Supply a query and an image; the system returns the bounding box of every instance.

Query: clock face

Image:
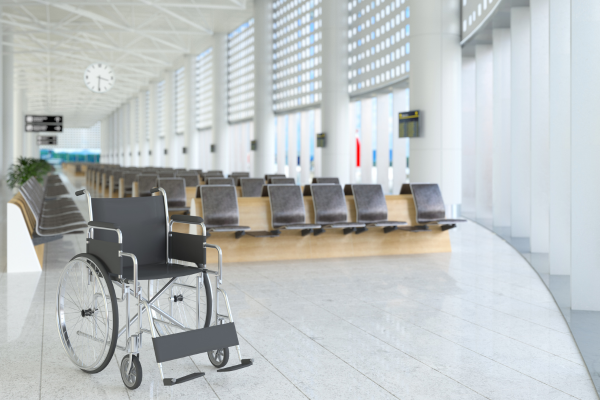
[84,63,115,93]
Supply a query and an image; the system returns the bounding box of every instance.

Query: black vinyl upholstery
[311,184,365,229]
[240,178,264,197]
[351,184,407,227]
[268,185,320,230]
[410,183,467,224]
[199,185,250,232]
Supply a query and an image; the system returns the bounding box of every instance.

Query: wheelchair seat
[119,262,201,281]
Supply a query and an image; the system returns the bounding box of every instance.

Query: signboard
[210,144,216,153]
[250,140,257,151]
[316,133,326,148]
[37,135,57,145]
[399,111,420,138]
[27,124,63,132]
[25,115,63,132]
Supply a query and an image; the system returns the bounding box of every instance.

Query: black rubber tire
[203,271,213,328]
[69,254,119,374]
[208,347,229,368]
[121,355,143,390]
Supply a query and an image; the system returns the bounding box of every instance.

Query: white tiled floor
[0,174,597,399]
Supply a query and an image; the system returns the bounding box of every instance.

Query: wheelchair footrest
[152,323,240,363]
[217,358,254,373]
[163,372,205,386]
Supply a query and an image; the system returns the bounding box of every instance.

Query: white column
[101,118,109,163]
[392,89,409,194]
[184,55,195,170]
[253,0,276,177]
[164,72,174,167]
[571,0,600,310]
[300,111,310,184]
[120,105,127,166]
[321,0,349,182]
[548,0,570,275]
[492,29,512,228]
[409,0,462,212]
[277,115,286,174]
[129,98,137,166]
[13,88,23,160]
[376,94,389,191]
[288,113,297,182]
[475,45,494,221]
[314,108,322,178]
[138,92,146,166]
[148,83,158,167]
[3,30,13,176]
[360,99,373,184]
[348,102,357,183]
[461,57,476,216]
[510,7,531,238]
[530,0,550,253]
[212,33,229,173]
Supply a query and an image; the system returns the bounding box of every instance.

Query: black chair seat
[419,218,466,224]
[207,225,251,232]
[367,220,408,227]
[118,262,201,281]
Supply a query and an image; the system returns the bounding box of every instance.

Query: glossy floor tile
[0,173,596,399]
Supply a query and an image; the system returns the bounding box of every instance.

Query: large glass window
[228,19,255,123]
[174,67,185,134]
[348,0,411,96]
[195,48,213,130]
[272,0,323,112]
[157,80,165,137]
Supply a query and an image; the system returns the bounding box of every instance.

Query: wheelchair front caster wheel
[208,347,229,368]
[121,355,142,390]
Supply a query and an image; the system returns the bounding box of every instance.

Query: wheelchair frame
[56,188,252,389]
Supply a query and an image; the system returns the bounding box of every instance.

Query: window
[174,67,185,134]
[195,48,213,130]
[157,80,165,137]
[228,19,255,123]
[348,0,411,96]
[272,0,323,112]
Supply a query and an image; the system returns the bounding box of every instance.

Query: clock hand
[97,75,101,91]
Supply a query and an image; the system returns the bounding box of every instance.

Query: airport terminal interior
[0,0,598,399]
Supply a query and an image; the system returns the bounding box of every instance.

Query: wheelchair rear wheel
[149,271,212,335]
[56,256,118,373]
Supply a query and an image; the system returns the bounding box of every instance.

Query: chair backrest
[19,177,44,220]
[178,173,200,187]
[410,183,446,221]
[200,185,240,227]
[229,172,250,178]
[270,178,295,184]
[158,171,175,178]
[265,174,285,181]
[313,177,340,184]
[262,182,294,197]
[304,182,334,196]
[111,170,122,183]
[207,177,234,185]
[158,178,187,207]
[137,174,158,197]
[268,185,305,228]
[351,184,388,223]
[240,178,264,197]
[202,171,224,180]
[122,172,138,188]
[91,196,167,268]
[311,184,348,225]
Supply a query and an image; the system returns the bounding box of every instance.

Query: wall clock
[84,63,115,93]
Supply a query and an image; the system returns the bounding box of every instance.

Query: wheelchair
[55,187,252,389]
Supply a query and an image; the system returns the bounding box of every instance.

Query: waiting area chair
[178,173,200,187]
[207,177,234,185]
[268,185,321,236]
[312,177,340,184]
[137,174,158,197]
[311,184,365,235]
[410,183,466,230]
[199,185,250,238]
[157,178,189,214]
[270,178,295,184]
[240,178,264,197]
[351,184,407,233]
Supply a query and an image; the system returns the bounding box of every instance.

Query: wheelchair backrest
[91,196,167,267]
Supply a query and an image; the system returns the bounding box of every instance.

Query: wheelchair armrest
[89,221,120,230]
[171,215,204,225]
